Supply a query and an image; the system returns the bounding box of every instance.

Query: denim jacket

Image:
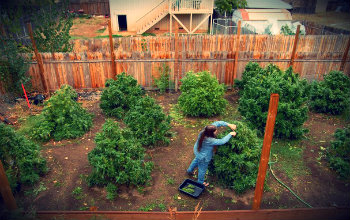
[193,121,232,163]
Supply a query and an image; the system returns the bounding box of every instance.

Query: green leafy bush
[0,123,47,191]
[153,64,174,93]
[88,120,153,187]
[178,71,227,117]
[23,85,93,141]
[327,127,350,179]
[124,96,172,147]
[209,121,261,193]
[309,71,350,115]
[100,73,144,118]
[238,63,309,139]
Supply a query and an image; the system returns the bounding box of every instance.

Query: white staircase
[135,0,169,34]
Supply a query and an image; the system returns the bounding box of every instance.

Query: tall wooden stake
[289,25,301,68]
[232,20,241,86]
[340,37,350,72]
[108,19,117,79]
[27,22,49,96]
[252,93,279,210]
[174,22,179,92]
[0,160,17,210]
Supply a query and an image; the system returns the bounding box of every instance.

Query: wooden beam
[232,20,241,85]
[252,93,279,210]
[172,14,190,33]
[27,22,50,96]
[35,207,350,220]
[0,160,17,210]
[170,12,172,34]
[108,19,117,79]
[210,14,213,35]
[190,13,193,33]
[340,37,350,72]
[191,14,211,34]
[289,25,301,68]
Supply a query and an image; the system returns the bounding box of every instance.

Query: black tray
[178,179,205,198]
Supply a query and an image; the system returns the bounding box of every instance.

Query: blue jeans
[187,157,209,184]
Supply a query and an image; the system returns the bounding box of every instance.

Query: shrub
[178,71,227,117]
[309,71,350,115]
[327,127,350,179]
[100,73,144,118]
[153,64,174,93]
[209,121,261,193]
[23,85,93,141]
[0,123,47,191]
[88,120,153,187]
[238,63,309,139]
[124,96,172,147]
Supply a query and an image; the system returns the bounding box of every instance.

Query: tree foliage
[209,121,261,193]
[100,73,144,118]
[124,96,172,147]
[22,85,93,141]
[88,120,153,188]
[0,38,30,95]
[178,71,227,117]
[309,71,350,115]
[215,0,247,15]
[237,63,309,139]
[0,123,47,191]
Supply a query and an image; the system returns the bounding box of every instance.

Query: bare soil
[1,90,349,213]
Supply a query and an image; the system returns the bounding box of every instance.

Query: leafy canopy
[178,71,227,117]
[22,85,93,141]
[88,120,153,188]
[100,73,144,118]
[237,62,309,139]
[209,121,261,193]
[0,123,47,191]
[124,96,172,147]
[215,0,247,15]
[309,71,350,115]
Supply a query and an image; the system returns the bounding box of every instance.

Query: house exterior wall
[109,0,213,33]
[109,0,163,32]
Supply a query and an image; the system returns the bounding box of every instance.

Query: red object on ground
[21,83,31,109]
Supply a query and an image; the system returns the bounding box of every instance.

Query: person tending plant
[186,121,236,186]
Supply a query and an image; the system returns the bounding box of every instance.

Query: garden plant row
[1,62,349,198]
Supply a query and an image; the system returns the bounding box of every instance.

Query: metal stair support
[135,0,169,34]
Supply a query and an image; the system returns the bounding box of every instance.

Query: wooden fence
[69,0,110,15]
[4,34,350,92]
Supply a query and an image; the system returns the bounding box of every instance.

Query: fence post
[108,19,117,79]
[27,22,50,96]
[232,20,241,86]
[289,25,301,68]
[252,93,279,210]
[174,22,179,92]
[340,37,350,73]
[0,160,17,210]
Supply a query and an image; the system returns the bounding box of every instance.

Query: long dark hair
[198,125,217,152]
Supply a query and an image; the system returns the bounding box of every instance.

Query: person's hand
[230,131,236,136]
[228,124,237,130]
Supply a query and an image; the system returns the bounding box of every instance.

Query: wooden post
[0,160,17,210]
[108,19,117,79]
[232,20,241,86]
[340,37,350,72]
[289,25,301,68]
[252,93,279,210]
[27,22,49,96]
[51,52,61,89]
[174,22,179,92]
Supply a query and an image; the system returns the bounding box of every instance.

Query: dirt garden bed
[0,89,349,213]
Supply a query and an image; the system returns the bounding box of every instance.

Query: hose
[268,154,313,208]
